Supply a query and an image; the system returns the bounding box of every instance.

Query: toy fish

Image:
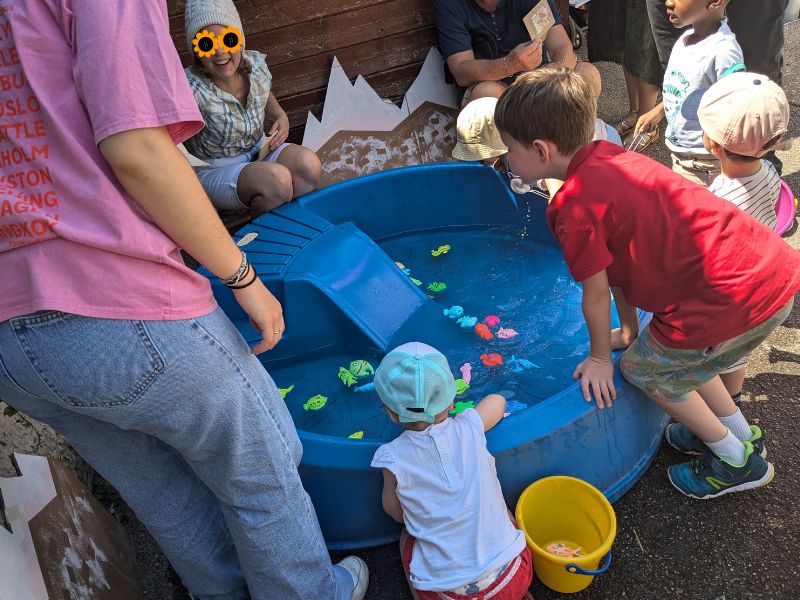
[546,542,582,558]
[480,353,503,366]
[496,327,518,339]
[394,261,405,270]
[459,363,472,384]
[237,231,258,246]
[443,305,464,319]
[303,394,328,411]
[484,315,501,328]
[427,282,447,292]
[506,400,527,413]
[402,268,411,275]
[475,323,494,340]
[338,367,358,387]
[349,360,374,378]
[454,378,470,395]
[449,400,474,415]
[353,382,375,393]
[431,244,451,257]
[278,385,294,398]
[457,316,478,328]
[410,277,422,286]
[509,355,538,372]
[348,431,364,439]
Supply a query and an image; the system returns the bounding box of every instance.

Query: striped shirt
[708,160,779,230]
[183,50,273,161]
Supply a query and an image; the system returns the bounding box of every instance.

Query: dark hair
[495,66,596,155]
[723,132,785,162]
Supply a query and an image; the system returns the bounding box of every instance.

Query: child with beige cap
[452,97,509,165]
[697,71,790,405]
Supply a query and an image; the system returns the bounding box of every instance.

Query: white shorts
[195,140,290,211]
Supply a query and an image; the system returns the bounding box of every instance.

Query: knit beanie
[185,0,244,54]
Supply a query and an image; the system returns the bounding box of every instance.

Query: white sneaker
[337,556,368,600]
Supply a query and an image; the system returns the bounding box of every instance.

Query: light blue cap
[374,342,456,423]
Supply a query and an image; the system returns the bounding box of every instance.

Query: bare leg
[650,389,727,443]
[622,66,640,116]
[398,529,422,600]
[274,144,322,197]
[635,78,660,115]
[469,80,509,101]
[720,368,746,398]
[574,60,602,97]
[696,375,739,419]
[236,161,293,214]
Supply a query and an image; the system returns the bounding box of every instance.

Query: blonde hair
[495,66,596,155]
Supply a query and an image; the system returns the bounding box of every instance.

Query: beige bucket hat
[452,97,508,161]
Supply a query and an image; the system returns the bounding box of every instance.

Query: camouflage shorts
[620,299,794,403]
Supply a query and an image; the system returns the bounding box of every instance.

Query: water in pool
[265,225,618,442]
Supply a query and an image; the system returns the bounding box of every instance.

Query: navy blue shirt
[435,0,562,60]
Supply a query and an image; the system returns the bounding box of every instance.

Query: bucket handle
[566,551,612,576]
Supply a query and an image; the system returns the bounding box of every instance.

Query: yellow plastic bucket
[515,476,616,594]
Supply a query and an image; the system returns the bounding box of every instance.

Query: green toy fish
[348,431,364,439]
[449,400,474,416]
[349,360,374,378]
[454,379,470,395]
[338,367,358,387]
[278,385,295,398]
[410,277,423,286]
[303,394,328,411]
[427,282,447,292]
[431,244,451,256]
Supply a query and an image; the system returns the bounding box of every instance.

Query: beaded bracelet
[222,253,249,286]
[227,265,258,289]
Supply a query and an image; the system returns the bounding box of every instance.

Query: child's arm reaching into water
[611,287,639,350]
[476,394,507,432]
[573,270,617,409]
[381,469,404,524]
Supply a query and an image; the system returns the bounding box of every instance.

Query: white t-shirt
[371,409,526,591]
[708,160,780,230]
[663,19,744,155]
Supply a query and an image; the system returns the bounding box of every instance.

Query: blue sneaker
[666,423,766,458]
[667,442,774,500]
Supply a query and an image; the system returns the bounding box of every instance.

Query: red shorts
[402,534,533,600]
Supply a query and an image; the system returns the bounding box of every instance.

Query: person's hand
[573,355,616,409]
[610,327,636,351]
[267,112,289,150]
[507,41,543,74]
[231,276,285,354]
[633,106,664,137]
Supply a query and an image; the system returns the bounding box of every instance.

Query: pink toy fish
[475,323,494,340]
[496,327,518,339]
[484,315,501,328]
[480,353,503,366]
[459,363,472,384]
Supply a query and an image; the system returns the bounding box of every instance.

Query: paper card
[523,0,556,43]
[257,131,277,161]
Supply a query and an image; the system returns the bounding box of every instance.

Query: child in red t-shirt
[495,66,800,499]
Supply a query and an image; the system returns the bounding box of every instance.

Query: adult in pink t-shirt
[0,1,366,599]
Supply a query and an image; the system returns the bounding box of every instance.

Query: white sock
[719,409,751,442]
[707,429,746,466]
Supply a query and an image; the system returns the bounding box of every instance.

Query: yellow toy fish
[431,244,451,256]
[303,394,328,411]
[278,385,294,398]
[348,431,364,439]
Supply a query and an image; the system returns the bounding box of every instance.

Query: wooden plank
[270,26,437,98]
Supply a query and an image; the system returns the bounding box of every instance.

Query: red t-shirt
[547,141,800,349]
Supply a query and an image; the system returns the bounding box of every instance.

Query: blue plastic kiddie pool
[208,163,667,550]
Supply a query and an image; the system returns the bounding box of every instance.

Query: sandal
[614,112,638,137]
[624,129,659,153]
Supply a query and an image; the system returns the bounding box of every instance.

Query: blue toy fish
[353,382,375,393]
[457,315,477,328]
[506,400,527,413]
[508,355,539,373]
[443,305,464,319]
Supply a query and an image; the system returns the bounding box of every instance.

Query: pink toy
[546,542,582,558]
[484,315,501,328]
[496,327,518,339]
[776,180,798,236]
[459,363,472,384]
[475,323,494,340]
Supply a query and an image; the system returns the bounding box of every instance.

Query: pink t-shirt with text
[0,0,216,322]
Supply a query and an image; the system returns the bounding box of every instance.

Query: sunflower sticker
[219,26,243,53]
[192,30,218,57]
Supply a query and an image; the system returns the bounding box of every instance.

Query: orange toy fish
[480,353,503,366]
[475,323,494,340]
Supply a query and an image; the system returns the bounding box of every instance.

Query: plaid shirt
[184,50,273,161]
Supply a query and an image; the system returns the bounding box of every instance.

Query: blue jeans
[0,308,353,600]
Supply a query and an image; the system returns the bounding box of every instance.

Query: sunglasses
[192,26,243,57]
